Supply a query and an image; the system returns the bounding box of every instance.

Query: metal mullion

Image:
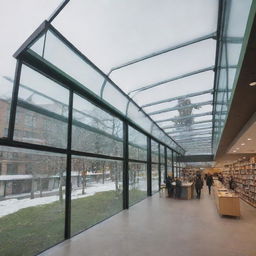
[148,100,213,116]
[156,111,213,123]
[172,151,174,178]
[162,119,213,129]
[123,121,129,209]
[0,138,67,154]
[147,137,152,196]
[47,0,70,23]
[129,66,214,95]
[158,143,161,190]
[65,90,73,239]
[142,89,213,108]
[127,159,147,164]
[212,0,226,152]
[109,33,216,73]
[167,126,213,135]
[164,146,167,182]
[70,150,123,161]
[8,60,22,140]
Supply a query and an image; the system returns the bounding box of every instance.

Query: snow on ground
[0,182,116,218]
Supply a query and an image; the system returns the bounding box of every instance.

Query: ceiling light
[236,148,239,150]
[249,81,256,86]
[241,143,245,146]
[247,138,252,141]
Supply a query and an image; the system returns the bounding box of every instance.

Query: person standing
[195,174,203,199]
[166,175,174,197]
[206,174,214,194]
[229,176,236,190]
[175,177,182,198]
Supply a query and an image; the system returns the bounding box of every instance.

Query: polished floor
[40,187,256,256]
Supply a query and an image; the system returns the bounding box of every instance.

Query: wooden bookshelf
[222,156,256,208]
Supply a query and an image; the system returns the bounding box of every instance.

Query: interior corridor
[39,187,256,256]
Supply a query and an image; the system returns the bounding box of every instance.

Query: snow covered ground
[0,182,116,218]
[0,179,148,218]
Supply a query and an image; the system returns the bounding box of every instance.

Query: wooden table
[213,185,240,217]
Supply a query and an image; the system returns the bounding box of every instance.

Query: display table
[178,182,194,200]
[213,182,240,217]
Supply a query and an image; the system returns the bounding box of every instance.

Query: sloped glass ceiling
[52,0,219,155]
[4,0,252,155]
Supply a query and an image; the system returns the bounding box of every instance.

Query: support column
[147,137,152,196]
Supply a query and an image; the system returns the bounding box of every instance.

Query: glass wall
[71,156,123,236]
[0,147,66,256]
[151,140,159,193]
[159,145,166,184]
[167,148,173,179]
[128,126,147,206]
[14,65,69,148]
[72,94,123,157]
[0,18,186,255]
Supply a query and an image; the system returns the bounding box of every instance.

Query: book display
[213,180,240,217]
[222,156,256,208]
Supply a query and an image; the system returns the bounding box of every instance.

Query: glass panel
[134,71,214,107]
[152,164,159,193]
[102,81,129,114]
[53,0,218,74]
[111,39,216,92]
[160,165,165,185]
[151,140,159,163]
[129,162,147,206]
[128,126,147,161]
[72,94,123,157]
[37,30,105,96]
[71,156,123,236]
[127,102,152,132]
[0,76,13,138]
[144,92,213,114]
[160,145,165,164]
[14,65,69,148]
[0,146,66,256]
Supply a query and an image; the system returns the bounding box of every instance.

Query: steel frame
[0,20,184,244]
[156,112,213,123]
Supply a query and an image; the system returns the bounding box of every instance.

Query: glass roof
[2,0,253,155]
[51,0,219,155]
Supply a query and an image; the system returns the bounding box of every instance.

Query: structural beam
[148,100,213,116]
[142,89,213,108]
[128,66,214,96]
[173,133,212,140]
[162,119,213,129]
[168,126,212,134]
[156,112,212,123]
[48,0,70,23]
[178,155,214,162]
[109,33,216,73]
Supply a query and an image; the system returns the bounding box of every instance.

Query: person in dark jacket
[206,174,214,194]
[175,177,182,198]
[166,175,174,197]
[195,174,203,199]
[229,176,236,190]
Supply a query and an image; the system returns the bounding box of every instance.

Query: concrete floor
[40,188,256,256]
